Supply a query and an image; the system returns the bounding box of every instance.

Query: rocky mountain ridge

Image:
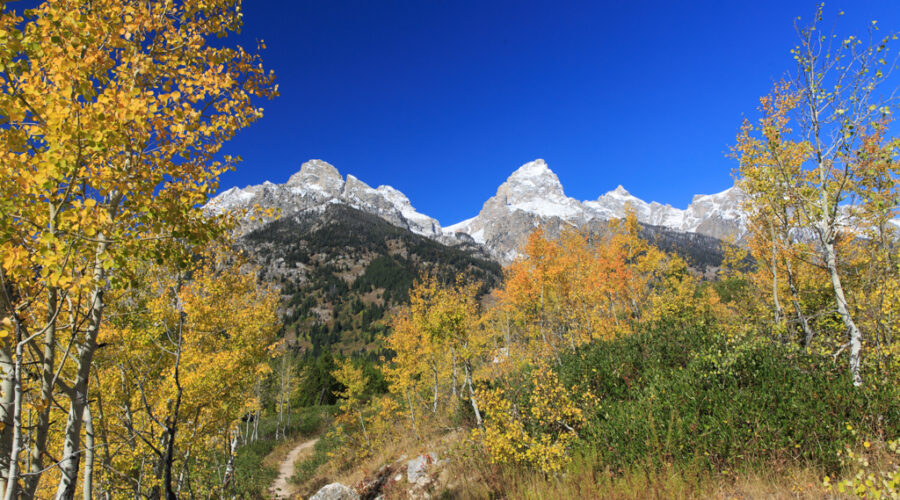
[207,159,447,240]
[444,159,746,262]
[207,158,747,264]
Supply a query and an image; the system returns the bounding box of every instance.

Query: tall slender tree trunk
[3,321,25,500]
[357,409,371,450]
[93,372,113,500]
[406,390,419,439]
[823,240,864,386]
[451,350,458,399]
[56,196,117,499]
[431,361,438,414]
[464,361,482,428]
[24,287,58,498]
[222,432,237,492]
[83,405,95,500]
[0,347,15,495]
[56,273,107,498]
[807,97,863,386]
[163,307,185,500]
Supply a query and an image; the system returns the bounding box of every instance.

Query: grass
[443,453,834,499]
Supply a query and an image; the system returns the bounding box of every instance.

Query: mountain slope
[242,204,502,355]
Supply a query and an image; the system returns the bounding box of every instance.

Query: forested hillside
[239,203,729,357]
[243,204,502,354]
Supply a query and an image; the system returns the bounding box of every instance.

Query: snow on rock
[286,159,345,198]
[205,159,442,238]
[442,159,748,264]
[208,157,753,265]
[204,186,255,212]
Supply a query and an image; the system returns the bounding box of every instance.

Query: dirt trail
[270,438,318,499]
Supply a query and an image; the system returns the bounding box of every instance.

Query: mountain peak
[509,159,551,179]
[286,159,345,196]
[501,159,565,197]
[600,185,634,199]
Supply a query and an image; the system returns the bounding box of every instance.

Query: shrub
[558,321,900,473]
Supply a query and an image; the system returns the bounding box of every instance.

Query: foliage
[826,437,900,499]
[561,320,900,473]
[0,0,276,495]
[92,246,281,498]
[474,362,585,473]
[731,6,900,386]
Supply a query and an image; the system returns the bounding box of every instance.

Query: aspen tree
[734,7,899,385]
[0,0,276,496]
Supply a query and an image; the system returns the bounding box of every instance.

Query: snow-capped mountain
[444,159,747,262]
[206,159,443,238]
[208,158,749,265]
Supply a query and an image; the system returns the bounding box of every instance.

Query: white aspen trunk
[451,350,458,399]
[3,322,25,500]
[82,405,94,500]
[431,361,438,414]
[54,297,100,500]
[357,410,371,450]
[24,212,61,497]
[464,362,482,428]
[0,347,15,495]
[824,240,864,386]
[56,195,118,499]
[805,85,863,387]
[92,375,113,500]
[222,432,237,491]
[176,450,189,497]
[406,390,419,439]
[24,300,57,499]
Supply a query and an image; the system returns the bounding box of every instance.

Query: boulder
[406,452,438,484]
[310,482,359,500]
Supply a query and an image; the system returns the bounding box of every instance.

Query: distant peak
[600,185,634,199]
[509,159,551,179]
[297,158,340,177]
[285,159,345,194]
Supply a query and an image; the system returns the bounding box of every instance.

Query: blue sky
[217,1,900,226]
